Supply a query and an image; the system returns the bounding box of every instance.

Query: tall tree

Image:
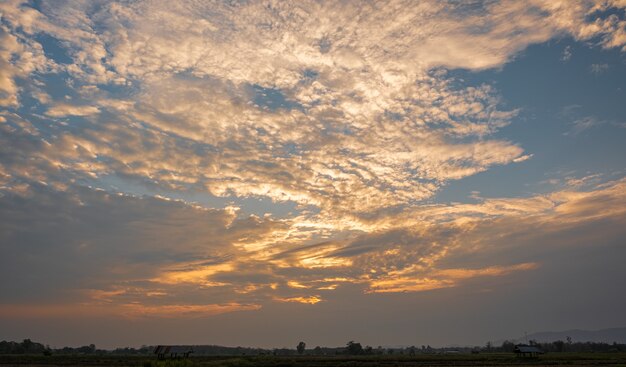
[296,341,306,355]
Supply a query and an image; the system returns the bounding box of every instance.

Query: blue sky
[438,38,626,202]
[1,0,625,349]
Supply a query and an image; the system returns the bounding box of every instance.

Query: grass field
[2,353,626,367]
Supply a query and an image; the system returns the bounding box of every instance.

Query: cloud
[45,103,100,117]
[561,45,573,61]
[0,175,625,318]
[1,0,624,217]
[567,116,605,135]
[275,296,322,305]
[590,63,610,74]
[0,1,63,108]
[367,263,539,293]
[566,174,603,188]
[0,23,49,107]
[0,182,280,305]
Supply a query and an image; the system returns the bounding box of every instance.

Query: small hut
[153,345,194,360]
[514,345,544,358]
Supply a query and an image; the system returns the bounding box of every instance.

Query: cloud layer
[1,0,625,338]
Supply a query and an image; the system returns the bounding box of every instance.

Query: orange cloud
[434,263,539,279]
[274,296,322,305]
[367,263,539,293]
[154,263,235,286]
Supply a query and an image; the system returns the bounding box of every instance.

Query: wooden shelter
[514,345,544,358]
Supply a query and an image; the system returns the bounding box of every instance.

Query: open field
[2,353,626,367]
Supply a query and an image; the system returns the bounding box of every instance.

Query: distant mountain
[509,327,626,344]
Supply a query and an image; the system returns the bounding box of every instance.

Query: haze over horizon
[1,0,625,350]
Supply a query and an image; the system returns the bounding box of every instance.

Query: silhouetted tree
[500,340,515,352]
[485,341,492,352]
[346,341,363,355]
[554,340,565,352]
[296,341,306,355]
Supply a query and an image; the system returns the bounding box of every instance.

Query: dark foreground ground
[2,353,626,367]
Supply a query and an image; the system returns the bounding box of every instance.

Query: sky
[1,0,625,350]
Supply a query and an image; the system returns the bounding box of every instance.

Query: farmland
[2,353,626,367]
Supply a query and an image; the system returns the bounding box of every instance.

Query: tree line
[0,339,149,356]
[2,338,625,356]
[494,339,625,353]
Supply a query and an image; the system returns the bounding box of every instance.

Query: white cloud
[590,63,610,74]
[1,0,624,217]
[567,116,605,135]
[45,103,100,117]
[1,1,623,208]
[561,45,573,61]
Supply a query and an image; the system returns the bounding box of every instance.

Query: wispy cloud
[367,263,539,293]
[561,45,572,61]
[590,63,610,74]
[45,103,100,117]
[568,116,606,135]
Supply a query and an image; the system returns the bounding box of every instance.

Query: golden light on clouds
[0,0,625,340]
[367,263,540,293]
[275,296,323,305]
[154,263,235,286]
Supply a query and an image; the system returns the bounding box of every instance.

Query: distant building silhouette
[514,345,544,358]
[153,345,193,360]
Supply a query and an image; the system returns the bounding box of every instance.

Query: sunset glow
[1,0,625,349]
